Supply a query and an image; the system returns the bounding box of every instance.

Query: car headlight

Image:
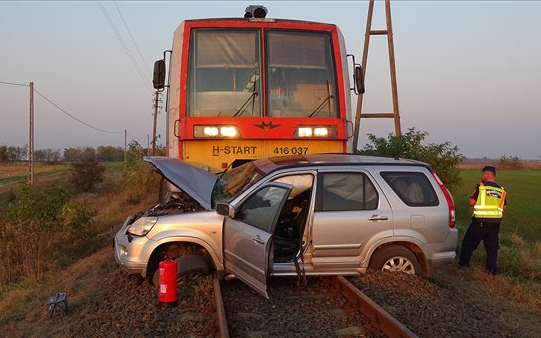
[127,217,158,236]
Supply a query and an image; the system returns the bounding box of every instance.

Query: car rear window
[381,172,439,207]
[316,172,378,211]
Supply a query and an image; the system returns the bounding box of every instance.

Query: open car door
[223,183,292,298]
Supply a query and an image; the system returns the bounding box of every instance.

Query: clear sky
[1,1,540,160]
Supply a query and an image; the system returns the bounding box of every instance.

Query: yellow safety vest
[473,183,506,219]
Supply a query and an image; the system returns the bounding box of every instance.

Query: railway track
[211,275,417,338]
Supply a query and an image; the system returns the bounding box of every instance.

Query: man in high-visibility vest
[459,165,507,274]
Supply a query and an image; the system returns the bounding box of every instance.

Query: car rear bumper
[425,227,459,275]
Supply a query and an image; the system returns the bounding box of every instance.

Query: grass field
[452,169,541,280]
[0,162,70,188]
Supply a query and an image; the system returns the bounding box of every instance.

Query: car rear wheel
[152,255,211,287]
[369,245,421,275]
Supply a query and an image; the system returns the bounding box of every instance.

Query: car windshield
[211,161,265,208]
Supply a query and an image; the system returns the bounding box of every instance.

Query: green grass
[0,168,70,186]
[452,169,541,280]
[0,162,71,187]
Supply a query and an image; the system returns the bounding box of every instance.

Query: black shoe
[487,269,498,275]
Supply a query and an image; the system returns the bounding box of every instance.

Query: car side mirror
[153,59,166,90]
[216,203,235,218]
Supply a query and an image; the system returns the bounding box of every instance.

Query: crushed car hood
[144,156,217,210]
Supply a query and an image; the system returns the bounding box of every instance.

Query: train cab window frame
[265,30,339,118]
[187,29,262,118]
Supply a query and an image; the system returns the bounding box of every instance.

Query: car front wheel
[369,245,422,275]
[152,255,211,287]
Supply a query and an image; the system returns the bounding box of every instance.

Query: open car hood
[144,156,217,210]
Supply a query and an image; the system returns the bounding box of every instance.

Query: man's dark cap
[482,165,496,174]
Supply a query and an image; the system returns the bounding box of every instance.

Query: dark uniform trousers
[458,220,500,273]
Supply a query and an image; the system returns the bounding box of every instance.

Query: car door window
[236,186,289,232]
[381,172,439,206]
[316,172,378,211]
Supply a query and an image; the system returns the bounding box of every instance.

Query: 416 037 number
[273,147,308,155]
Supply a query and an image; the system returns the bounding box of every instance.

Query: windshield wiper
[217,161,234,181]
[308,95,334,117]
[234,91,259,117]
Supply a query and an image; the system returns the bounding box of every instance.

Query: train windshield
[187,30,262,117]
[266,31,338,118]
[187,29,338,118]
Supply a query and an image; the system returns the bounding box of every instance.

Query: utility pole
[152,90,159,156]
[353,0,402,152]
[124,129,127,163]
[28,81,34,185]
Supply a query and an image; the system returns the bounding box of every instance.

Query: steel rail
[213,276,229,338]
[332,276,419,338]
[215,274,417,337]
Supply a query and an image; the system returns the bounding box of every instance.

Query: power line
[33,87,125,134]
[97,1,148,86]
[97,1,152,91]
[127,132,143,141]
[114,2,152,77]
[0,81,29,87]
[3,80,145,140]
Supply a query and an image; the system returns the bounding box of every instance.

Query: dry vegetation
[0,162,69,187]
[459,159,541,170]
[0,160,160,325]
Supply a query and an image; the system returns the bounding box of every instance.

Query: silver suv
[114,154,457,298]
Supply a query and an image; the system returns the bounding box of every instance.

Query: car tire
[152,255,211,287]
[369,245,421,275]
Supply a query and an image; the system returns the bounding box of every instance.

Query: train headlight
[295,126,337,138]
[220,126,238,137]
[203,127,219,137]
[297,127,313,137]
[194,125,240,138]
[314,128,329,137]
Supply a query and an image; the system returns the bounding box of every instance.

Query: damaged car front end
[113,156,264,283]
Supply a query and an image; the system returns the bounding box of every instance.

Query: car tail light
[431,170,456,228]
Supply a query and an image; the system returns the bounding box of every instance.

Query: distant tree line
[0,145,27,162]
[64,146,125,162]
[499,154,523,169]
[0,145,128,163]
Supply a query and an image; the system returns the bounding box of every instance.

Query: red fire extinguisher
[158,257,177,306]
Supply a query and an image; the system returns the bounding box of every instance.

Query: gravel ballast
[2,247,541,337]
